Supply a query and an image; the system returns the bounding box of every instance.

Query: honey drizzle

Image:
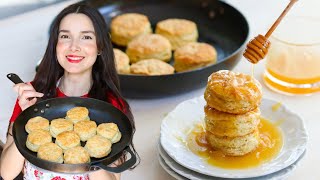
[185,118,283,169]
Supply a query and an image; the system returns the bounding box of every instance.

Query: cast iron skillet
[8,73,137,173]
[86,0,249,98]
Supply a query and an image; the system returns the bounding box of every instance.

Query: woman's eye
[60,35,69,39]
[83,35,93,40]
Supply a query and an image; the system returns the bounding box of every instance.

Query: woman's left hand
[13,82,44,111]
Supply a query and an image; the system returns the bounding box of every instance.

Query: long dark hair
[33,2,140,169]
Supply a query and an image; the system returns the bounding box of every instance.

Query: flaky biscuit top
[66,107,89,120]
[127,34,171,54]
[156,18,197,35]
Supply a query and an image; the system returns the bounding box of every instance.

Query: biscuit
[26,129,52,152]
[74,120,97,141]
[84,135,112,158]
[130,59,175,75]
[205,106,260,137]
[97,123,122,143]
[50,118,73,138]
[204,70,262,114]
[55,131,80,152]
[156,18,198,50]
[25,116,50,133]
[111,13,152,46]
[113,48,130,74]
[37,142,63,163]
[65,107,90,124]
[64,146,91,164]
[174,42,217,72]
[126,34,172,63]
[206,130,260,156]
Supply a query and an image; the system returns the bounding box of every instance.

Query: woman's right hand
[13,82,44,111]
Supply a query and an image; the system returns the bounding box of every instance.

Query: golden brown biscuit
[126,34,172,63]
[204,70,262,114]
[26,129,52,152]
[64,146,90,164]
[37,142,63,163]
[206,130,260,156]
[156,18,198,50]
[25,116,50,133]
[205,106,260,137]
[113,48,130,74]
[97,123,122,143]
[55,131,80,152]
[74,120,97,141]
[50,118,73,138]
[130,59,175,75]
[111,13,152,46]
[174,42,217,72]
[65,107,90,124]
[84,135,112,158]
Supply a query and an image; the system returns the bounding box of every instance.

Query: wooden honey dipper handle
[265,0,298,38]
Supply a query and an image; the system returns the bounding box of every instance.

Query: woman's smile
[66,55,84,63]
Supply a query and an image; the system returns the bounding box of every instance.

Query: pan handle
[7,73,24,84]
[93,146,137,173]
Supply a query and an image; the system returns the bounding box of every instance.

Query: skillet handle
[7,73,24,84]
[94,146,137,173]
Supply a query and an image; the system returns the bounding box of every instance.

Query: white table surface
[0,0,319,179]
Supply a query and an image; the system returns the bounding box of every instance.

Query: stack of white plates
[159,96,308,179]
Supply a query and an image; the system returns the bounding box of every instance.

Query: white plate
[160,96,308,178]
[158,141,305,180]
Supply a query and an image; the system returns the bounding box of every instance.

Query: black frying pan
[87,0,249,98]
[7,74,137,173]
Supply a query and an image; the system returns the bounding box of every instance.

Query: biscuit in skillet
[113,48,130,74]
[37,142,63,163]
[74,120,97,141]
[26,129,52,152]
[65,107,90,124]
[97,123,122,143]
[204,70,262,114]
[25,116,50,133]
[174,42,217,72]
[130,59,174,75]
[50,118,73,138]
[156,18,198,50]
[84,135,112,158]
[55,131,80,152]
[111,13,152,46]
[64,146,91,164]
[126,34,172,63]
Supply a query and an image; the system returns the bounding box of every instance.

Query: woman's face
[56,13,98,75]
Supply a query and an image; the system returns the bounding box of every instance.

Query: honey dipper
[243,0,298,64]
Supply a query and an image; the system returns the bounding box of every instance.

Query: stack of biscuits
[24,107,122,164]
[204,70,262,156]
[110,13,217,75]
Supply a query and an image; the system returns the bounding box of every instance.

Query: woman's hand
[13,82,44,111]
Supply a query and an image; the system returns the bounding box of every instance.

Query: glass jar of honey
[263,16,320,95]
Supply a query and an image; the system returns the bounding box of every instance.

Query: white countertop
[0,0,319,179]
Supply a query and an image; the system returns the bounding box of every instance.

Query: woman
[0,3,139,180]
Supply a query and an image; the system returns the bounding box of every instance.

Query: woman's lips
[66,55,84,63]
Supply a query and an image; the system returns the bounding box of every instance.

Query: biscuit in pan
[25,116,50,133]
[113,48,130,74]
[204,70,262,114]
[174,42,217,72]
[65,107,90,124]
[205,106,260,137]
[155,18,198,50]
[84,135,112,158]
[130,59,174,75]
[49,118,73,138]
[111,13,152,46]
[74,120,97,141]
[55,131,80,152]
[37,142,63,163]
[126,34,172,63]
[26,129,52,152]
[97,123,122,143]
[206,130,260,156]
[64,146,90,164]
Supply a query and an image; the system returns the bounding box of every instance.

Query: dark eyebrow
[58,30,95,35]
